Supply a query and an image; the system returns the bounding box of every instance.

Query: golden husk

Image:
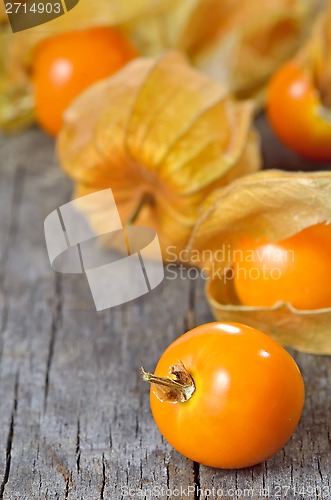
[57,51,261,261]
[206,277,331,355]
[188,170,331,354]
[0,0,319,130]
[292,1,331,108]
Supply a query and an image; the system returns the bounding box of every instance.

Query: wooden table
[0,116,330,500]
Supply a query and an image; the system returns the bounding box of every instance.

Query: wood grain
[0,117,330,500]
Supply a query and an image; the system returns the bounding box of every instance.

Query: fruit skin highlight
[32,26,137,136]
[233,223,331,310]
[267,60,331,160]
[143,322,305,469]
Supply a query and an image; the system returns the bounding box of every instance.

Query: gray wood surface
[0,116,330,500]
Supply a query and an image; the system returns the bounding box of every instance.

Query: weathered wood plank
[0,128,197,499]
[0,129,72,500]
[0,117,330,500]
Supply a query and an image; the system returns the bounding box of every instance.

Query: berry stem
[141,361,195,403]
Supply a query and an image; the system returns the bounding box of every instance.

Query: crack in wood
[316,457,324,483]
[76,418,81,474]
[235,469,239,495]
[165,461,170,490]
[44,274,62,412]
[193,461,200,500]
[135,415,139,439]
[109,427,113,451]
[0,373,19,499]
[38,472,42,495]
[289,463,293,489]
[64,478,70,500]
[100,454,106,500]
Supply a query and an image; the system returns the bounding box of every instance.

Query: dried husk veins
[57,51,260,261]
[188,170,331,355]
